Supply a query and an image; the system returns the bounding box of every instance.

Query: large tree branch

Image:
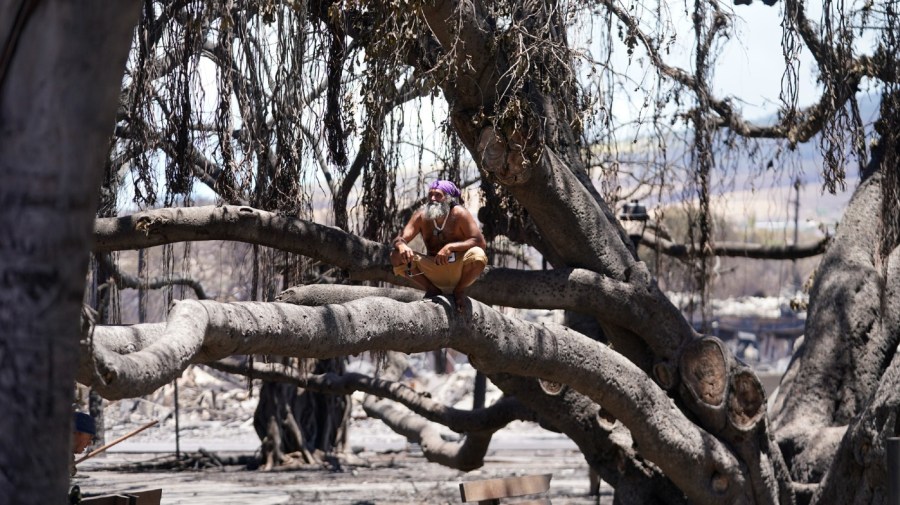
[92,206,694,360]
[81,296,750,504]
[284,278,687,369]
[208,355,520,471]
[209,323,662,483]
[94,206,389,278]
[488,372,686,504]
[276,283,685,498]
[362,396,491,471]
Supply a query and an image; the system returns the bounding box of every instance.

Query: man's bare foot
[453,290,467,314]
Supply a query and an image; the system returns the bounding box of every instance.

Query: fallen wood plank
[459,474,552,502]
[81,488,162,505]
[80,495,131,505]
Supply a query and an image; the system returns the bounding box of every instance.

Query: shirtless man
[391,180,488,312]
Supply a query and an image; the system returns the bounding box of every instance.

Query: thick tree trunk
[773,170,889,479]
[771,149,900,504]
[0,2,138,503]
[253,358,349,467]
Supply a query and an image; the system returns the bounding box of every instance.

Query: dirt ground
[74,364,614,504]
[74,446,611,504]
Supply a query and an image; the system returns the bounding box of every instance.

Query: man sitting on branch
[391,180,488,313]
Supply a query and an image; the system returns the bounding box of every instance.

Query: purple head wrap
[429,180,461,199]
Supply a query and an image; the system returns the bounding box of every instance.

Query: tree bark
[772,169,898,484]
[767,147,900,505]
[0,2,139,503]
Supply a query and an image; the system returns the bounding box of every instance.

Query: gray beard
[424,200,451,221]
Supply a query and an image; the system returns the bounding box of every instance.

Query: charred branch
[362,396,492,471]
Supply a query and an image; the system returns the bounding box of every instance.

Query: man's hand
[395,241,415,264]
[434,246,453,265]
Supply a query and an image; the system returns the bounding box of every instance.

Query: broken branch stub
[679,337,767,435]
[727,368,766,431]
[476,127,531,184]
[680,337,729,431]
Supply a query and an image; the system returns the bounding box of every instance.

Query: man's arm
[392,212,422,265]
[456,207,487,249]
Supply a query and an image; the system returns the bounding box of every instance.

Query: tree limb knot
[476,126,532,185]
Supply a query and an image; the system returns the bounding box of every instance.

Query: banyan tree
[3,1,900,504]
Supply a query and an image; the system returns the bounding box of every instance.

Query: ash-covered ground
[74,356,609,504]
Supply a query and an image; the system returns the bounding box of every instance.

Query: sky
[589,2,824,128]
[710,3,820,118]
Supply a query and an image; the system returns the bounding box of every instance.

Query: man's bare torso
[419,206,465,256]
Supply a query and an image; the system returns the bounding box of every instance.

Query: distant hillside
[629,93,881,231]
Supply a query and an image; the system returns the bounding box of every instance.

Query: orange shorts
[393,247,488,293]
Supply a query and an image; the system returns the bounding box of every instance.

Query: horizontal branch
[207,357,528,472]
[80,296,747,504]
[93,206,390,278]
[280,273,690,362]
[93,206,694,360]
